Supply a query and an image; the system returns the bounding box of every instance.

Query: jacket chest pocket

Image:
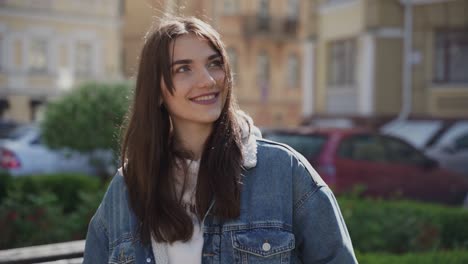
[232,228,295,264]
[109,241,136,264]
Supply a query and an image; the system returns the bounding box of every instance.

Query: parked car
[382,119,468,175]
[0,124,115,176]
[264,127,468,206]
[0,119,19,139]
[424,121,468,176]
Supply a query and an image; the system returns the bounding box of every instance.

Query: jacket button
[146,257,151,262]
[262,242,271,251]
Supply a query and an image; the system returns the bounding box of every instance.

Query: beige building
[313,0,468,125]
[0,0,123,123]
[123,0,468,128]
[123,0,310,127]
[207,0,311,127]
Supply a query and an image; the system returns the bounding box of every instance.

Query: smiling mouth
[190,92,219,105]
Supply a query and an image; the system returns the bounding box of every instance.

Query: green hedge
[9,173,101,213]
[339,197,468,253]
[358,250,468,264]
[0,172,12,203]
[0,174,105,249]
[1,173,467,254]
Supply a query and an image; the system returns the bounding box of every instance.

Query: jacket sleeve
[83,212,109,263]
[292,160,358,264]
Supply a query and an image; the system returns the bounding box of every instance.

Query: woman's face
[161,34,227,132]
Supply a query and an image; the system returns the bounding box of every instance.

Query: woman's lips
[190,92,219,105]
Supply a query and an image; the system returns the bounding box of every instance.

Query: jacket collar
[237,111,261,169]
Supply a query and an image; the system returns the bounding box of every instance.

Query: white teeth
[193,94,216,101]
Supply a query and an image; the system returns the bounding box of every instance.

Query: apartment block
[315,0,468,123]
[123,0,468,128]
[123,0,313,127]
[0,0,123,122]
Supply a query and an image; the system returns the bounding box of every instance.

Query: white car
[0,125,112,176]
[382,120,468,176]
[425,121,468,176]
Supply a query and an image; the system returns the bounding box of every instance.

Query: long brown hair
[120,16,243,244]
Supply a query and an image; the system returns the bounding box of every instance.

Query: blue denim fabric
[83,139,358,263]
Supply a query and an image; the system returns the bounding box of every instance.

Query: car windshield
[5,125,35,140]
[435,121,468,147]
[265,133,327,159]
[381,120,442,148]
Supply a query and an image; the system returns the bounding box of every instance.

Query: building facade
[123,0,312,127]
[314,0,468,124]
[0,0,123,122]
[122,0,468,128]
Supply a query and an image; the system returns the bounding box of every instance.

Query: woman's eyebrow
[208,53,221,60]
[171,53,221,67]
[171,59,192,67]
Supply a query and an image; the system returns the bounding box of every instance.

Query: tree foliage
[42,82,131,154]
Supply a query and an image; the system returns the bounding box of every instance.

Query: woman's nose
[196,68,216,89]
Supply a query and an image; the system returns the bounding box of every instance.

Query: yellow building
[122,0,468,128]
[210,0,313,127]
[0,0,123,123]
[123,0,311,127]
[313,0,468,125]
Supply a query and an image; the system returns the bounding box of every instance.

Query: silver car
[425,121,468,176]
[0,125,108,176]
[382,120,468,176]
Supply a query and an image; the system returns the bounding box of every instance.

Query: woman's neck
[172,123,213,160]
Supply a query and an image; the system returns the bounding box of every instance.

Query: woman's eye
[208,60,223,68]
[175,65,190,73]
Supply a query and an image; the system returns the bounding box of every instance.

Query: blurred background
[0,0,467,263]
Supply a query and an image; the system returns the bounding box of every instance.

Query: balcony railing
[242,15,299,39]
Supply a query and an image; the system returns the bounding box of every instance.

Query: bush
[0,172,12,203]
[358,250,468,264]
[63,189,107,240]
[339,197,468,253]
[42,82,130,152]
[0,174,106,249]
[42,81,131,178]
[0,190,65,249]
[11,174,101,213]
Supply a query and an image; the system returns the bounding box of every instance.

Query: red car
[264,127,468,206]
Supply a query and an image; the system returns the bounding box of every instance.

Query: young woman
[83,16,357,263]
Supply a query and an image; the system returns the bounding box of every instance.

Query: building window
[286,54,299,88]
[284,0,299,35]
[223,0,239,15]
[0,35,3,72]
[259,0,269,17]
[257,0,270,32]
[287,0,299,18]
[326,0,353,4]
[0,99,9,119]
[257,51,270,82]
[226,47,238,81]
[29,38,48,73]
[257,51,270,101]
[434,30,468,83]
[328,39,356,86]
[75,41,93,76]
[30,99,44,121]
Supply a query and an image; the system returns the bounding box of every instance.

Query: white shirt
[150,112,260,263]
[151,160,203,264]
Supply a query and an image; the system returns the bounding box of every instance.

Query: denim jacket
[83,139,358,263]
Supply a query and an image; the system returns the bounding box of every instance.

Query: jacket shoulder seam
[92,210,110,242]
[294,185,323,212]
[256,138,326,187]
